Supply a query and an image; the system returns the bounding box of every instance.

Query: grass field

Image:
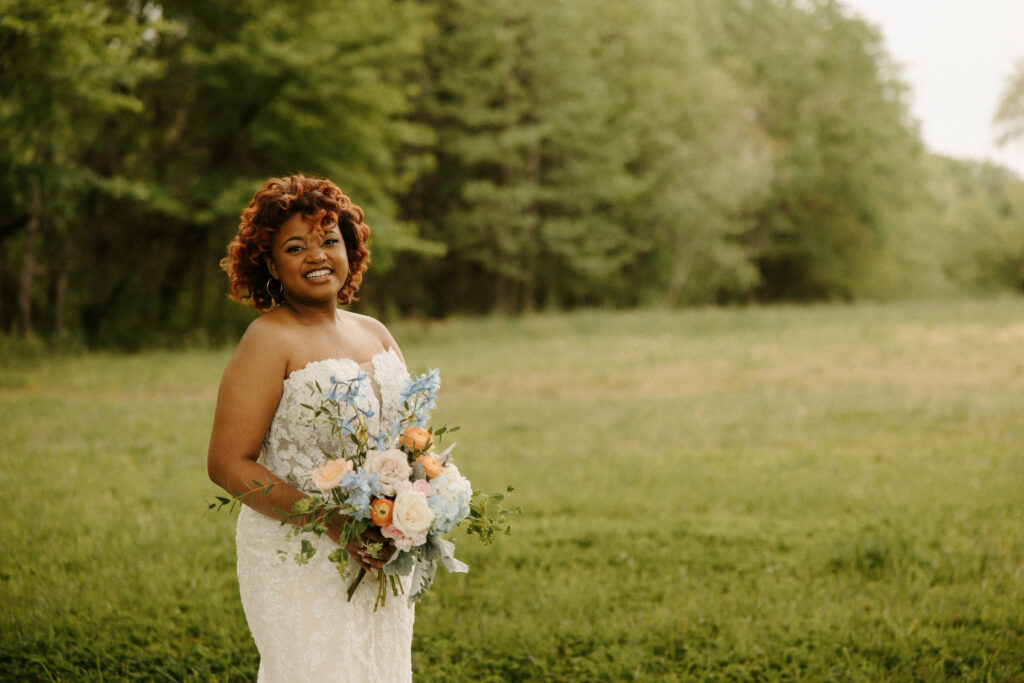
[2,300,1023,681]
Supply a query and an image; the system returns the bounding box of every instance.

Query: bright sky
[842,0,1024,178]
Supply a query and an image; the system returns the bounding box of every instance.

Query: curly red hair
[221,175,371,311]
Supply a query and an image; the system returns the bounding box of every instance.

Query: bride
[208,175,414,681]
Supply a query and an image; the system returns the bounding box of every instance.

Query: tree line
[3,0,1023,348]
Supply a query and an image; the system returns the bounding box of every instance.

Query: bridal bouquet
[281,366,514,609]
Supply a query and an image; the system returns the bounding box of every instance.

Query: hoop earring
[265,277,283,301]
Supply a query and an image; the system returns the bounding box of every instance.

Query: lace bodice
[260,349,409,489]
[236,348,415,682]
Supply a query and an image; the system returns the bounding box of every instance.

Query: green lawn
[2,300,1023,681]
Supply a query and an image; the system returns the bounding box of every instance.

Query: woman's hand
[345,526,396,572]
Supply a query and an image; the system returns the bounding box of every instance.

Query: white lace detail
[236,349,414,682]
[259,349,408,491]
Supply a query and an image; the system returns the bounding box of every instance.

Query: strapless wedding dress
[235,349,414,682]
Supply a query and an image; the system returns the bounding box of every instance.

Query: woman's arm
[207,320,305,519]
[207,321,388,571]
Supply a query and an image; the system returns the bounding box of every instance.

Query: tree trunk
[544,255,560,310]
[191,236,209,329]
[520,146,541,314]
[665,242,696,308]
[53,227,73,339]
[494,272,516,314]
[54,266,68,340]
[520,266,535,313]
[18,176,41,336]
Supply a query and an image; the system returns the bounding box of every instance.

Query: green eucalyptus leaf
[384,550,414,576]
[407,558,436,605]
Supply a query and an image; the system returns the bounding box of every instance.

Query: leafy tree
[2,0,434,346]
[995,57,1024,149]
[404,0,553,314]
[0,0,159,337]
[621,0,772,306]
[703,0,924,300]
[4,0,1023,348]
[407,0,660,314]
[923,157,1024,292]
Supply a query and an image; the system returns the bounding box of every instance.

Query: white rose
[392,487,435,536]
[363,449,413,496]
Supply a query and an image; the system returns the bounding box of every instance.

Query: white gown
[235,349,414,682]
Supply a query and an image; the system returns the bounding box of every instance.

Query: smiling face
[264,212,350,307]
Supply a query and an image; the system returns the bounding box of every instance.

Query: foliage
[0,0,433,346]
[0,0,162,339]
[698,0,922,300]
[464,488,518,545]
[995,56,1024,147]
[2,302,1023,679]
[2,0,1024,347]
[919,157,1024,292]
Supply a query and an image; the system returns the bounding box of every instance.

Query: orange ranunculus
[400,426,433,453]
[370,498,394,526]
[416,454,443,479]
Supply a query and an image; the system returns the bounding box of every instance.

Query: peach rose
[400,426,433,453]
[311,458,353,490]
[363,449,413,496]
[416,454,443,479]
[381,523,416,551]
[370,498,394,526]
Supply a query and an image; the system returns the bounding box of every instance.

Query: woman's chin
[285,286,341,306]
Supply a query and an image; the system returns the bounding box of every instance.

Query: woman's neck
[279,297,339,326]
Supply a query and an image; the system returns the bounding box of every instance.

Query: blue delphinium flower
[338,470,381,520]
[400,368,441,427]
[326,371,369,405]
[324,372,375,438]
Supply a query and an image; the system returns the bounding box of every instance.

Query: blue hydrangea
[338,470,381,520]
[428,464,472,535]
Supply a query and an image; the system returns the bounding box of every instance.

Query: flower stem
[346,568,367,602]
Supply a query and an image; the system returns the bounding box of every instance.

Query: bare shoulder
[209,312,294,469]
[342,311,404,360]
[225,312,294,382]
[342,310,397,344]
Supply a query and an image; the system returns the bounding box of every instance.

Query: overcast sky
[842,0,1024,178]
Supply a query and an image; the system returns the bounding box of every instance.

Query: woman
[208,175,414,682]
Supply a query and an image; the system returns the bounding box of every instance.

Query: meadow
[1,300,1022,681]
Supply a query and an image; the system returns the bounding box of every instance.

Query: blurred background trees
[2,0,1022,348]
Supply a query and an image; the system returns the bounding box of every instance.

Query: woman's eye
[286,245,303,254]
[323,238,339,246]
